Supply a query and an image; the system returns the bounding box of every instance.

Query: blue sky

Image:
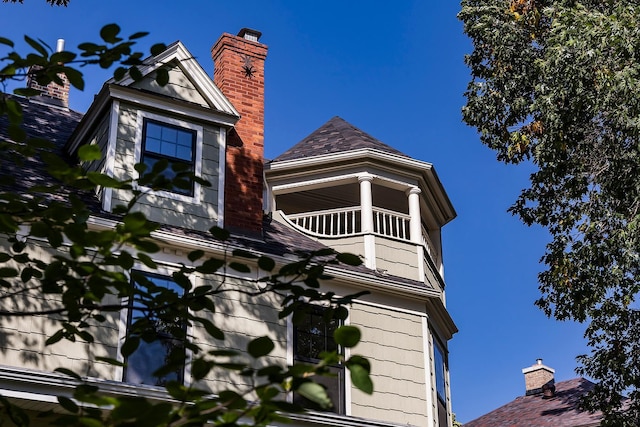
[1,1,590,423]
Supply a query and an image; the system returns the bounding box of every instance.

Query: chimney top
[56,39,65,53]
[237,28,262,42]
[522,359,555,396]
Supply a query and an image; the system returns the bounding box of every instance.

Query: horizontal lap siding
[189,276,287,394]
[350,304,428,427]
[375,237,419,282]
[132,67,209,108]
[0,240,120,380]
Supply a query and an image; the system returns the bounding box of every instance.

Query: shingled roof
[272,116,409,162]
[464,378,602,427]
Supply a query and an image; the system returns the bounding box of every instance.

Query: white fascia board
[269,149,456,223]
[107,85,238,127]
[109,41,239,117]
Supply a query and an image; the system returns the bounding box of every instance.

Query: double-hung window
[123,273,186,386]
[293,306,345,414]
[141,118,196,196]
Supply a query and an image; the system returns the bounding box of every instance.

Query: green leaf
[247,336,274,358]
[188,250,204,262]
[137,252,157,269]
[100,24,122,43]
[129,31,149,40]
[348,363,373,394]
[0,267,18,278]
[77,144,102,162]
[334,325,361,348]
[209,226,229,241]
[95,357,125,367]
[121,336,140,357]
[13,88,42,97]
[129,66,143,81]
[195,317,224,340]
[150,43,167,55]
[24,35,48,57]
[336,252,363,266]
[296,381,332,409]
[57,396,79,413]
[63,66,84,90]
[229,262,251,273]
[191,358,214,381]
[54,367,82,380]
[0,37,14,47]
[155,67,169,86]
[86,172,122,188]
[258,256,276,272]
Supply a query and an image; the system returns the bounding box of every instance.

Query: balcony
[283,206,439,263]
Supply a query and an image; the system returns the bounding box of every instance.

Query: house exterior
[463,360,603,427]
[0,28,457,427]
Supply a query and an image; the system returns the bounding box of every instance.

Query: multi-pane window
[123,273,186,386]
[141,119,196,196]
[293,306,345,414]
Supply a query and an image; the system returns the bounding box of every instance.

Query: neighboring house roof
[464,378,603,427]
[272,116,409,162]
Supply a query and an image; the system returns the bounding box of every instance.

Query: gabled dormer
[265,117,456,294]
[65,32,268,235]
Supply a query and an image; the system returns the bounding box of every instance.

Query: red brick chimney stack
[26,39,70,108]
[211,29,267,235]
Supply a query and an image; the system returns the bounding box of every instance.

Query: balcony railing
[285,207,437,257]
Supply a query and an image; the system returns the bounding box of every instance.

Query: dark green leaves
[247,336,274,358]
[334,325,361,348]
[100,24,122,44]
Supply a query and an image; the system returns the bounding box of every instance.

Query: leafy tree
[3,0,70,6]
[460,1,640,425]
[0,24,373,426]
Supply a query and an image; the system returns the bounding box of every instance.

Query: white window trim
[286,303,352,415]
[134,110,204,205]
[115,263,195,387]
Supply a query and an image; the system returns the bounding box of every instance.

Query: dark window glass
[293,306,345,414]
[123,274,185,386]
[434,342,448,424]
[141,119,196,196]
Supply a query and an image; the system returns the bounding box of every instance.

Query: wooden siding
[110,104,221,232]
[317,235,365,258]
[131,64,209,108]
[349,304,429,426]
[374,236,419,281]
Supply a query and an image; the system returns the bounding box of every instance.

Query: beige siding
[191,276,287,394]
[110,104,221,232]
[317,235,365,257]
[375,236,419,281]
[131,64,209,108]
[349,303,428,427]
[0,240,120,380]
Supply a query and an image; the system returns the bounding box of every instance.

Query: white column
[407,186,425,282]
[407,186,422,244]
[358,174,376,269]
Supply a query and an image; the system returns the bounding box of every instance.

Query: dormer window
[134,111,204,204]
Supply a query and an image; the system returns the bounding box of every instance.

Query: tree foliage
[0,24,373,426]
[460,1,640,424]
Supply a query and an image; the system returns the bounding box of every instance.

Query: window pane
[161,126,178,144]
[124,273,185,386]
[293,306,344,414]
[141,119,196,196]
[146,122,162,140]
[145,137,161,154]
[434,343,446,401]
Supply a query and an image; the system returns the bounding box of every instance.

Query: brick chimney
[26,39,70,108]
[522,359,555,396]
[211,29,267,235]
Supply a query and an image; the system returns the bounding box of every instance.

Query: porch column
[407,186,422,244]
[407,186,424,282]
[358,174,376,269]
